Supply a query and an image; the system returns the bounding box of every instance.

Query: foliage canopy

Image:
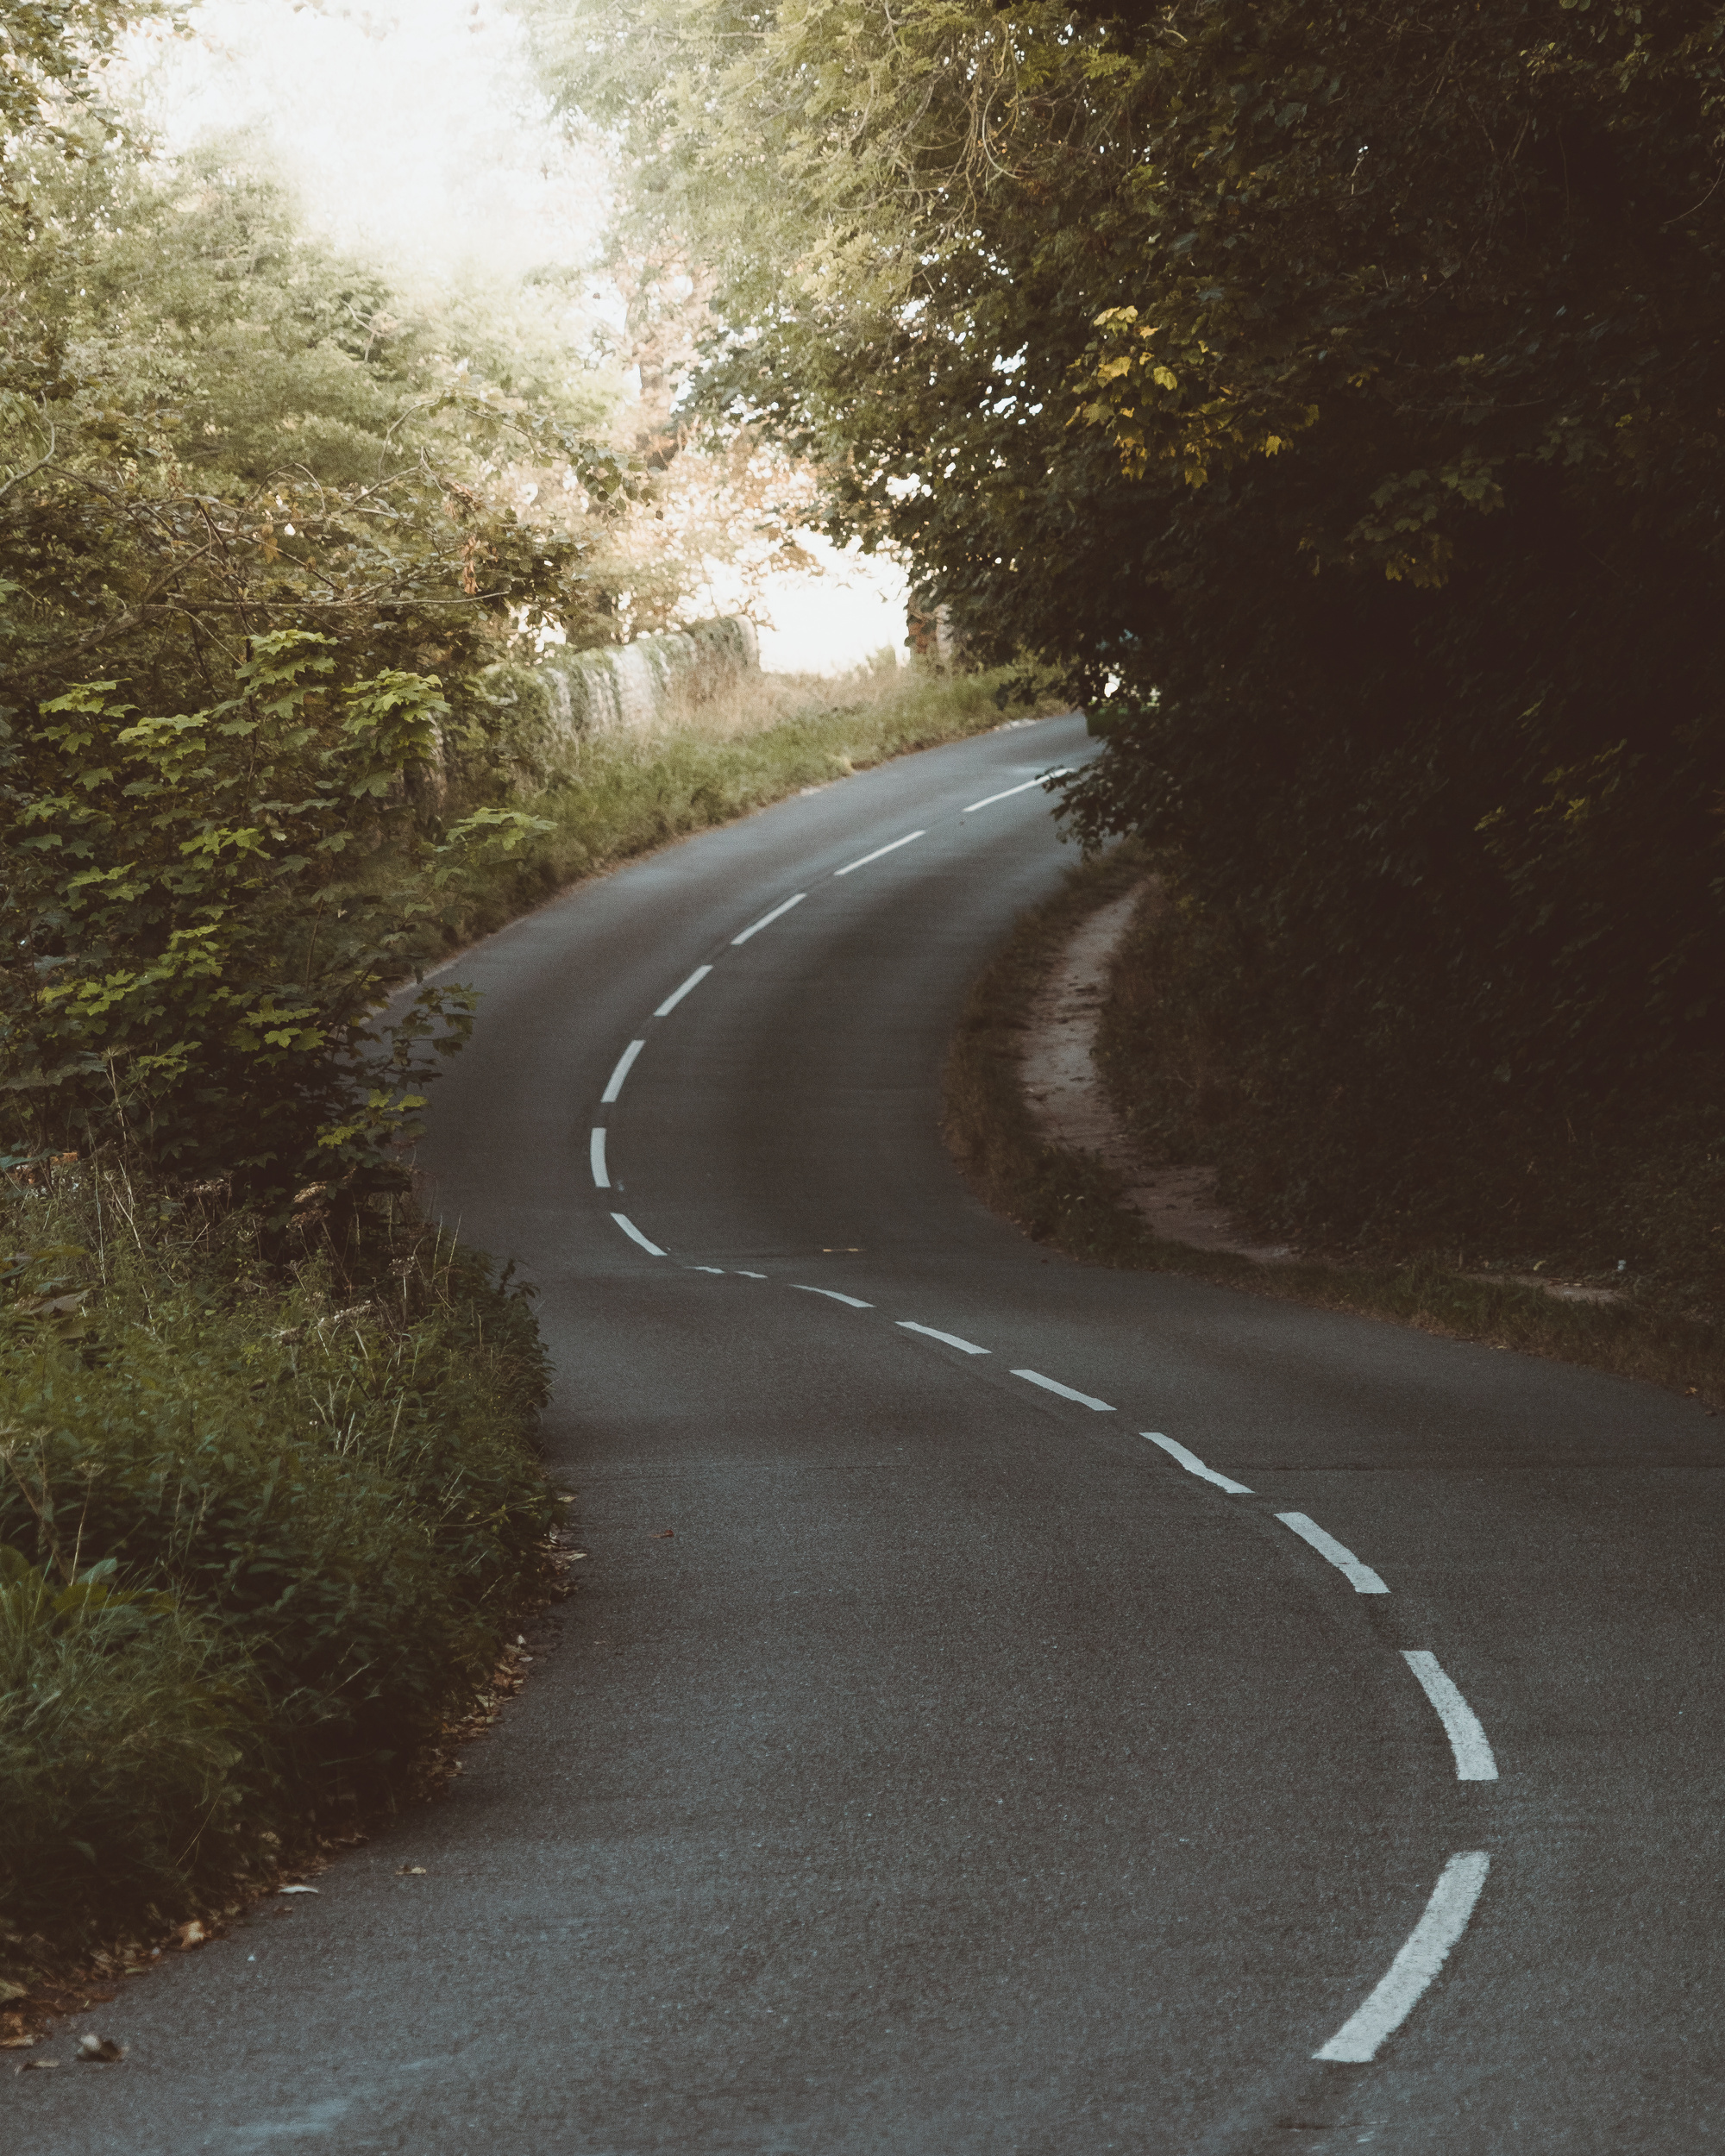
[526,0,1725,1257]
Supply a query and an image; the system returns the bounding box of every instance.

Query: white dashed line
[1143,1432,1253,1494]
[735,1270,768,1279]
[655,966,712,1017]
[589,1127,610,1188]
[963,770,1070,813]
[1402,1652,1499,1781]
[688,1265,726,1275]
[833,831,924,877]
[898,1321,990,1356]
[1012,1369,1114,1412]
[601,1039,645,1102]
[732,893,806,944]
[791,1285,874,1309]
[610,1213,666,1257]
[1314,1852,1490,2063]
[1276,1513,1389,1594]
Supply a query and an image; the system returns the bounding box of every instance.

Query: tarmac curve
[18,713,1722,2153]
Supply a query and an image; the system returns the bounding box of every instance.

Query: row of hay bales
[474,617,760,790]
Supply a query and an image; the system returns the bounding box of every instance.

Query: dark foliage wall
[542,0,1725,1254]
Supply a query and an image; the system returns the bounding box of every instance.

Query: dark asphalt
[18,713,1723,2153]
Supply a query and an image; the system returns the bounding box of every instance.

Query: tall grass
[443,655,1065,945]
[0,1165,555,1965]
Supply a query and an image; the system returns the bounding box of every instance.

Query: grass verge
[943,849,1725,1407]
[0,1167,562,2028]
[442,655,1066,945]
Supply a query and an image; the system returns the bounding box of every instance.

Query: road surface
[21,713,1722,2152]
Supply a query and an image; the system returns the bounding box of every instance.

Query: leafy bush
[0,1167,555,1947]
[0,628,549,1198]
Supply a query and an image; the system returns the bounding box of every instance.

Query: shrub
[0,1168,555,1946]
[0,630,545,1200]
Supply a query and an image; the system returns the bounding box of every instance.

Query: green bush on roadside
[0,1168,555,1954]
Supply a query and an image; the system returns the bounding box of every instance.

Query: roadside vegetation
[448,654,1063,940]
[0,4,1056,2008]
[944,853,1725,1408]
[526,0,1725,1333]
[0,1170,553,1973]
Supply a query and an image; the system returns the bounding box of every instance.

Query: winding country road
[23,712,1723,2153]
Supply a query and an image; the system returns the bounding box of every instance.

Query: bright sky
[137,0,605,281]
[130,0,910,672]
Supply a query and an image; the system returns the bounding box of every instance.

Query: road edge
[941,849,1725,1407]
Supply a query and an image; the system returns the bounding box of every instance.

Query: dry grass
[651,648,925,743]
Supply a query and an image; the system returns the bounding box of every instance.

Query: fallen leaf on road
[0,1981,25,2006]
[15,2058,57,2072]
[172,1921,207,1951]
[650,1528,674,1539]
[277,1884,318,1896]
[2,2035,37,2050]
[77,2035,126,2063]
[396,1865,428,1876]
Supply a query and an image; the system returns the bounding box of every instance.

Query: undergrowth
[943,849,1725,1408]
[0,1163,556,1991]
[1093,870,1725,1305]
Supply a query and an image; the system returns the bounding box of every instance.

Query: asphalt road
[20,713,1723,2153]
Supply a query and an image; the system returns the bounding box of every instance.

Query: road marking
[732,893,807,944]
[735,1270,768,1279]
[688,1265,726,1275]
[963,769,1070,813]
[1276,1512,1389,1593]
[1402,1652,1499,1781]
[791,1285,874,1308]
[899,1320,990,1355]
[1012,1369,1114,1412]
[589,1127,610,1188]
[611,1213,666,1257]
[1314,1852,1490,2063]
[1144,1432,1253,1494]
[833,830,925,877]
[601,1039,645,1102]
[655,966,712,1016]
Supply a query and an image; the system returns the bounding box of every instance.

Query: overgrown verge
[1093,868,1725,1307]
[430,655,1065,948]
[0,1164,558,2025]
[944,854,1725,1407]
